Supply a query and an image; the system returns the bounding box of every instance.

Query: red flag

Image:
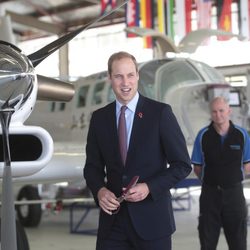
[126,0,140,37]
[217,0,232,40]
[185,0,192,34]
[101,0,117,14]
[196,0,212,29]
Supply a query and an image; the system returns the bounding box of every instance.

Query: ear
[108,74,112,82]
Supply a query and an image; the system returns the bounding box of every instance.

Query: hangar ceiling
[0,0,126,41]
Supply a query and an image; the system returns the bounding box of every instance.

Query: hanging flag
[140,0,154,48]
[196,0,212,29]
[185,0,192,34]
[101,0,117,14]
[175,0,192,40]
[126,0,140,37]
[166,0,175,39]
[157,0,167,34]
[217,0,232,36]
[175,0,185,40]
[239,0,250,39]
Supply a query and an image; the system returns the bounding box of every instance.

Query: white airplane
[0,8,248,250]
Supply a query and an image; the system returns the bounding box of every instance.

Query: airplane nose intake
[0,125,53,178]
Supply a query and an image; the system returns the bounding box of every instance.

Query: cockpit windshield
[138,58,226,102]
[138,59,170,100]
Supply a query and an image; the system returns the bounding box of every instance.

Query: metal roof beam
[6,10,64,35]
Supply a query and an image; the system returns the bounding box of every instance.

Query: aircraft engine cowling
[0,125,53,178]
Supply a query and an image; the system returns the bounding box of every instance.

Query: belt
[203,182,242,190]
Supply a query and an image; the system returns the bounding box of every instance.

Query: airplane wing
[124,26,179,58]
[178,28,246,53]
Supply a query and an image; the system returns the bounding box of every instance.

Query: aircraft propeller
[0,1,128,249]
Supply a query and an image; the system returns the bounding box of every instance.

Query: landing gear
[16,185,42,227]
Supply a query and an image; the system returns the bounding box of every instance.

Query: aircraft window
[92,81,105,105]
[139,59,170,100]
[59,103,66,111]
[107,85,115,102]
[77,85,89,108]
[50,102,55,112]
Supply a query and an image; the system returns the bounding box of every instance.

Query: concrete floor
[25,188,250,250]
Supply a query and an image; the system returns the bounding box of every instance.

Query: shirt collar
[116,92,139,114]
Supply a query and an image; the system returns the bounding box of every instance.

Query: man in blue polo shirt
[191,96,250,250]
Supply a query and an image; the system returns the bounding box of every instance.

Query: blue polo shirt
[191,121,250,186]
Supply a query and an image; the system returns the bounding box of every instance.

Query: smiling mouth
[121,88,131,93]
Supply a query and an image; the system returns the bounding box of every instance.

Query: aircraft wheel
[16,185,42,227]
[0,219,30,250]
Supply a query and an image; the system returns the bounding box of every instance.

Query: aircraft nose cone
[0,42,35,112]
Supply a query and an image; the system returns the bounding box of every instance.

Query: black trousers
[198,183,247,250]
[96,204,172,250]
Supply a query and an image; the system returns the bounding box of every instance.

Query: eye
[128,73,135,78]
[114,74,122,79]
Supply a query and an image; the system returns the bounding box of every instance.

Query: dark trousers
[96,204,172,250]
[198,183,247,250]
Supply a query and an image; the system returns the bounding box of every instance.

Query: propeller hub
[0,41,36,112]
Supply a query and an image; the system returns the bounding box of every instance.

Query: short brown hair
[108,51,138,76]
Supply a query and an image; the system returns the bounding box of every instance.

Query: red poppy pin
[138,112,143,118]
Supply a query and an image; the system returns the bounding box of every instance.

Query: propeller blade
[28,1,129,67]
[0,111,18,250]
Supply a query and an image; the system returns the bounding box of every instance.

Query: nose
[122,76,129,85]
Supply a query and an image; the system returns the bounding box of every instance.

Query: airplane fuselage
[26,57,248,166]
